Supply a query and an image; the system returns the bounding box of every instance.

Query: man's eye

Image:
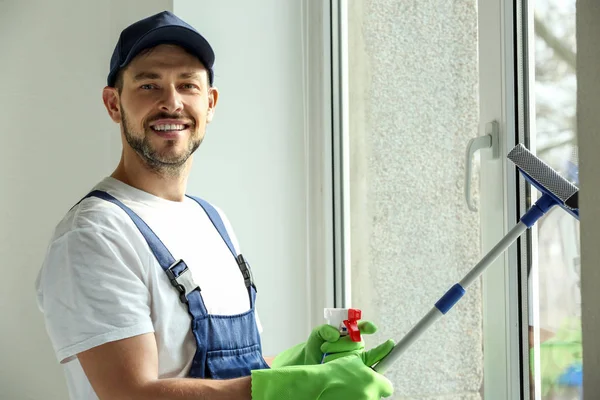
[182,83,198,90]
[140,84,154,90]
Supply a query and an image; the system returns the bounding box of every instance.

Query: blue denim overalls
[79,190,270,379]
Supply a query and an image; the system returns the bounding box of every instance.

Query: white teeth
[153,124,185,131]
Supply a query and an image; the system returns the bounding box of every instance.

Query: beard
[121,105,202,177]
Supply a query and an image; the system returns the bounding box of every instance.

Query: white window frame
[303,0,350,327]
[318,0,536,397]
[479,0,537,398]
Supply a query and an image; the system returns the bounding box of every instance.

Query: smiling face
[103,44,218,176]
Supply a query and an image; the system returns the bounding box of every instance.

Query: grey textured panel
[348,0,483,397]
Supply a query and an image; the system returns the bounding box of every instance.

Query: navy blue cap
[107,11,215,87]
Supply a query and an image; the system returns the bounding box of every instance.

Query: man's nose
[159,85,183,114]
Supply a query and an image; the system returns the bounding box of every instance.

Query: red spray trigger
[343,309,362,342]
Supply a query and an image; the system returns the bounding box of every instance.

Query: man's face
[108,44,217,175]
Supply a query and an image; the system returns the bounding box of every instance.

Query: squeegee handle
[372,220,529,374]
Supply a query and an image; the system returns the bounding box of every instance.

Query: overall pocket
[206,344,270,379]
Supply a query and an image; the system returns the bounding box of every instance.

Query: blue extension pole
[373,192,559,374]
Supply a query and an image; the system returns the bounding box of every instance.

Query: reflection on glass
[530,0,581,398]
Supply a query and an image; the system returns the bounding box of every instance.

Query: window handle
[465,121,500,211]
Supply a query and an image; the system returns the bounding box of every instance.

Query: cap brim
[110,25,215,86]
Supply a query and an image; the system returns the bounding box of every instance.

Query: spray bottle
[323,308,363,342]
[321,308,363,363]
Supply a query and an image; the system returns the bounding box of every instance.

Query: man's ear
[206,86,219,123]
[102,87,122,123]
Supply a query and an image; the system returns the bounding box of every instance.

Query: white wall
[0,1,311,398]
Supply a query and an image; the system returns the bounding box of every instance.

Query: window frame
[325,0,535,397]
[304,0,351,327]
[330,0,352,309]
[478,0,532,398]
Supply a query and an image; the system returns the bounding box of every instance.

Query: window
[525,0,582,398]
[328,0,583,398]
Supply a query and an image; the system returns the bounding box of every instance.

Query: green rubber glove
[272,320,378,368]
[322,338,395,366]
[251,352,394,399]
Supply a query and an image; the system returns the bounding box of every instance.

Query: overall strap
[80,190,208,314]
[187,196,236,258]
[85,191,176,268]
[187,196,258,304]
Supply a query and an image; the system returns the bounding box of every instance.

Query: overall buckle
[236,254,257,291]
[166,260,200,303]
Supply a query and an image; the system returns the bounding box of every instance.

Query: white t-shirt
[35,177,263,399]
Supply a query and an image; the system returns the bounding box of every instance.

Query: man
[35,11,394,399]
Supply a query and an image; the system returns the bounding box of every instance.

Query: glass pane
[529,0,582,398]
[347,2,483,398]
